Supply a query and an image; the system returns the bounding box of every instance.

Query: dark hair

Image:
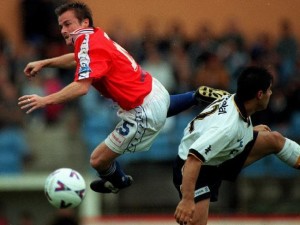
[55,1,94,27]
[236,66,273,101]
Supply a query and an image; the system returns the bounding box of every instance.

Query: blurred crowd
[0,0,300,176]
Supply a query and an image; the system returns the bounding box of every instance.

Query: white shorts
[105,78,170,154]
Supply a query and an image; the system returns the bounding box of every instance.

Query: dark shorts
[173,131,258,203]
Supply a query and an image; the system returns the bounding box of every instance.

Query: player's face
[58,10,89,46]
[258,85,272,111]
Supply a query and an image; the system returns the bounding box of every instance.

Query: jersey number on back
[104,32,138,71]
[189,105,219,133]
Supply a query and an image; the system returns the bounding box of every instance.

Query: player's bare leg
[188,198,210,225]
[90,142,133,193]
[90,142,119,170]
[243,131,300,169]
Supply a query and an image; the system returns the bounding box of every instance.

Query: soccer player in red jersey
[18,2,227,193]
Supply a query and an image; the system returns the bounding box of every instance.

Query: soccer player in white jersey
[173,66,300,225]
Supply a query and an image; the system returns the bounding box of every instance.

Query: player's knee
[190,215,206,225]
[267,131,286,153]
[89,154,99,169]
[89,143,113,170]
[90,154,108,170]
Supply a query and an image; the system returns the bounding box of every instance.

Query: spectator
[141,42,177,93]
[169,42,193,92]
[0,50,31,174]
[193,51,230,90]
[276,19,298,86]
[188,23,218,72]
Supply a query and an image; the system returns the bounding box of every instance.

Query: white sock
[276,138,300,168]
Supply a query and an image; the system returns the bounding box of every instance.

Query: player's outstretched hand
[24,60,46,78]
[18,94,46,114]
[174,199,194,224]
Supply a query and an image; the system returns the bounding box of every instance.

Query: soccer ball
[44,168,86,209]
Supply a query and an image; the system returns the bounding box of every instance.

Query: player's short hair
[236,66,273,101]
[55,1,94,27]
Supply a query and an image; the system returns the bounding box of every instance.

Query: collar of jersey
[234,94,249,124]
[70,27,95,44]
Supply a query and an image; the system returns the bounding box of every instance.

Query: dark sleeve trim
[188,149,206,162]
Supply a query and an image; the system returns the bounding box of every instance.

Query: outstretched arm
[24,53,76,78]
[18,78,92,114]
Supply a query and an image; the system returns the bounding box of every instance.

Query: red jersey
[71,27,152,110]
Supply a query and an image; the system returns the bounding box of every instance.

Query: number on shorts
[118,121,134,136]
